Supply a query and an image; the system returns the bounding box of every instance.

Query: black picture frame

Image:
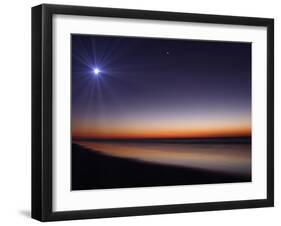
[32,3,274,222]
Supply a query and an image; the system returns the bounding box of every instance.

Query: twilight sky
[71,34,251,139]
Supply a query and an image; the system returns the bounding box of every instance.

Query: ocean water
[76,140,251,176]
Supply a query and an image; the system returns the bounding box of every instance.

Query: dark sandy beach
[71,143,251,190]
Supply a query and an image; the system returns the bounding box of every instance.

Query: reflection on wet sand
[76,141,251,176]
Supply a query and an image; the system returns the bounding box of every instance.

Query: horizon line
[73,135,252,141]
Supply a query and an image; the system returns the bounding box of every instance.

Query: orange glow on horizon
[72,126,251,139]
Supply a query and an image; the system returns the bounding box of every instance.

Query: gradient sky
[71,34,251,139]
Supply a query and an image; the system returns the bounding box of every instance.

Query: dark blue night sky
[71,34,251,139]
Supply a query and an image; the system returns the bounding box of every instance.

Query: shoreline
[72,143,251,191]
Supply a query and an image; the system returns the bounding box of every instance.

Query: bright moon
[93,68,100,75]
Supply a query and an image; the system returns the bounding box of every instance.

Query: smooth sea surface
[76,140,251,176]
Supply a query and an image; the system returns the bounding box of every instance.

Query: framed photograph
[32,4,274,221]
